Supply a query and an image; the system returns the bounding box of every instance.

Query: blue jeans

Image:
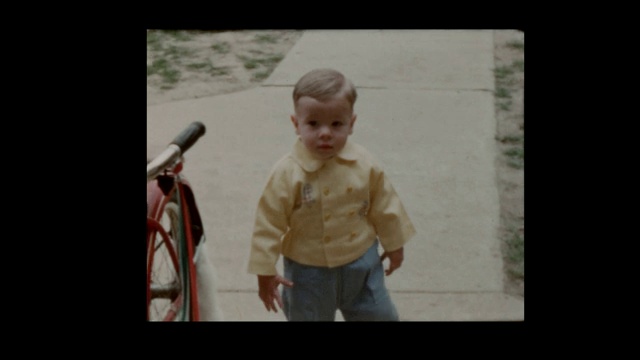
[282,240,399,321]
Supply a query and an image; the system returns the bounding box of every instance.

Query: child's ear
[290,115,300,135]
[349,114,357,134]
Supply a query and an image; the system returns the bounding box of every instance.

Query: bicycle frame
[147,122,206,321]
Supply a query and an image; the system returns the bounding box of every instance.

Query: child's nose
[319,126,332,138]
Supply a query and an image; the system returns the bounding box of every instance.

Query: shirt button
[347,187,353,193]
[324,235,331,242]
[324,213,331,221]
[323,187,330,196]
[350,232,357,238]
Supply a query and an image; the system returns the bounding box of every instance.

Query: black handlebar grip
[170,121,206,154]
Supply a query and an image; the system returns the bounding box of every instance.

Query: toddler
[248,68,416,321]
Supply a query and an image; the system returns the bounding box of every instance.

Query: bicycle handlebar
[171,121,206,154]
[147,122,207,183]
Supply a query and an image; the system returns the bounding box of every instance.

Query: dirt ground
[493,30,525,298]
[147,29,524,298]
[147,30,303,106]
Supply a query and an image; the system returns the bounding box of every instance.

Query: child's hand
[380,247,404,276]
[257,274,294,313]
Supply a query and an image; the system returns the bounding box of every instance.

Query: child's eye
[332,121,343,127]
[308,121,318,127]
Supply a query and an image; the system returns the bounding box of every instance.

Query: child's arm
[248,161,294,276]
[248,160,297,312]
[257,274,294,313]
[380,246,404,276]
[367,160,416,276]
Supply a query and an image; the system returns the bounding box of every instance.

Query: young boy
[247,68,416,321]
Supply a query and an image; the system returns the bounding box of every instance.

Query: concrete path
[147,30,524,321]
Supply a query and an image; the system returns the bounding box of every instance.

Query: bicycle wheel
[147,193,189,321]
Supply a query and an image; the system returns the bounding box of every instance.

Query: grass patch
[497,135,524,144]
[148,30,290,93]
[238,54,284,70]
[494,33,525,295]
[166,30,193,41]
[497,100,512,111]
[506,40,524,51]
[494,65,514,80]
[504,146,524,169]
[147,58,181,86]
[512,59,524,72]
[254,34,278,44]
[147,31,166,52]
[505,229,524,278]
[148,30,239,89]
[208,66,231,76]
[261,54,284,66]
[212,41,231,54]
[495,87,511,99]
[165,45,193,60]
[160,67,181,84]
[252,71,271,81]
[147,58,169,76]
[186,62,230,76]
[186,62,209,70]
[239,55,259,69]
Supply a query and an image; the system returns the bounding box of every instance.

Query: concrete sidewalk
[147,30,524,321]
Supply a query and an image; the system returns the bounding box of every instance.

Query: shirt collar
[291,138,358,172]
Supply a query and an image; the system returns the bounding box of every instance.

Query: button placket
[317,166,338,247]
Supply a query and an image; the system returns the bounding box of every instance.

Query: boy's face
[291,95,357,160]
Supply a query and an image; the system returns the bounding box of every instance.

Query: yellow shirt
[248,139,416,275]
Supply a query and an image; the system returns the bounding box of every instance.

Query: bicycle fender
[147,180,166,219]
[146,178,205,247]
[179,181,205,247]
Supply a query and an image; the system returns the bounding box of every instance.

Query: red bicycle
[147,121,214,321]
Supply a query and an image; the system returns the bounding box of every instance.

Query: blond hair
[292,68,357,109]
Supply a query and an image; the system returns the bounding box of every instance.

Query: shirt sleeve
[247,161,294,275]
[368,164,416,252]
